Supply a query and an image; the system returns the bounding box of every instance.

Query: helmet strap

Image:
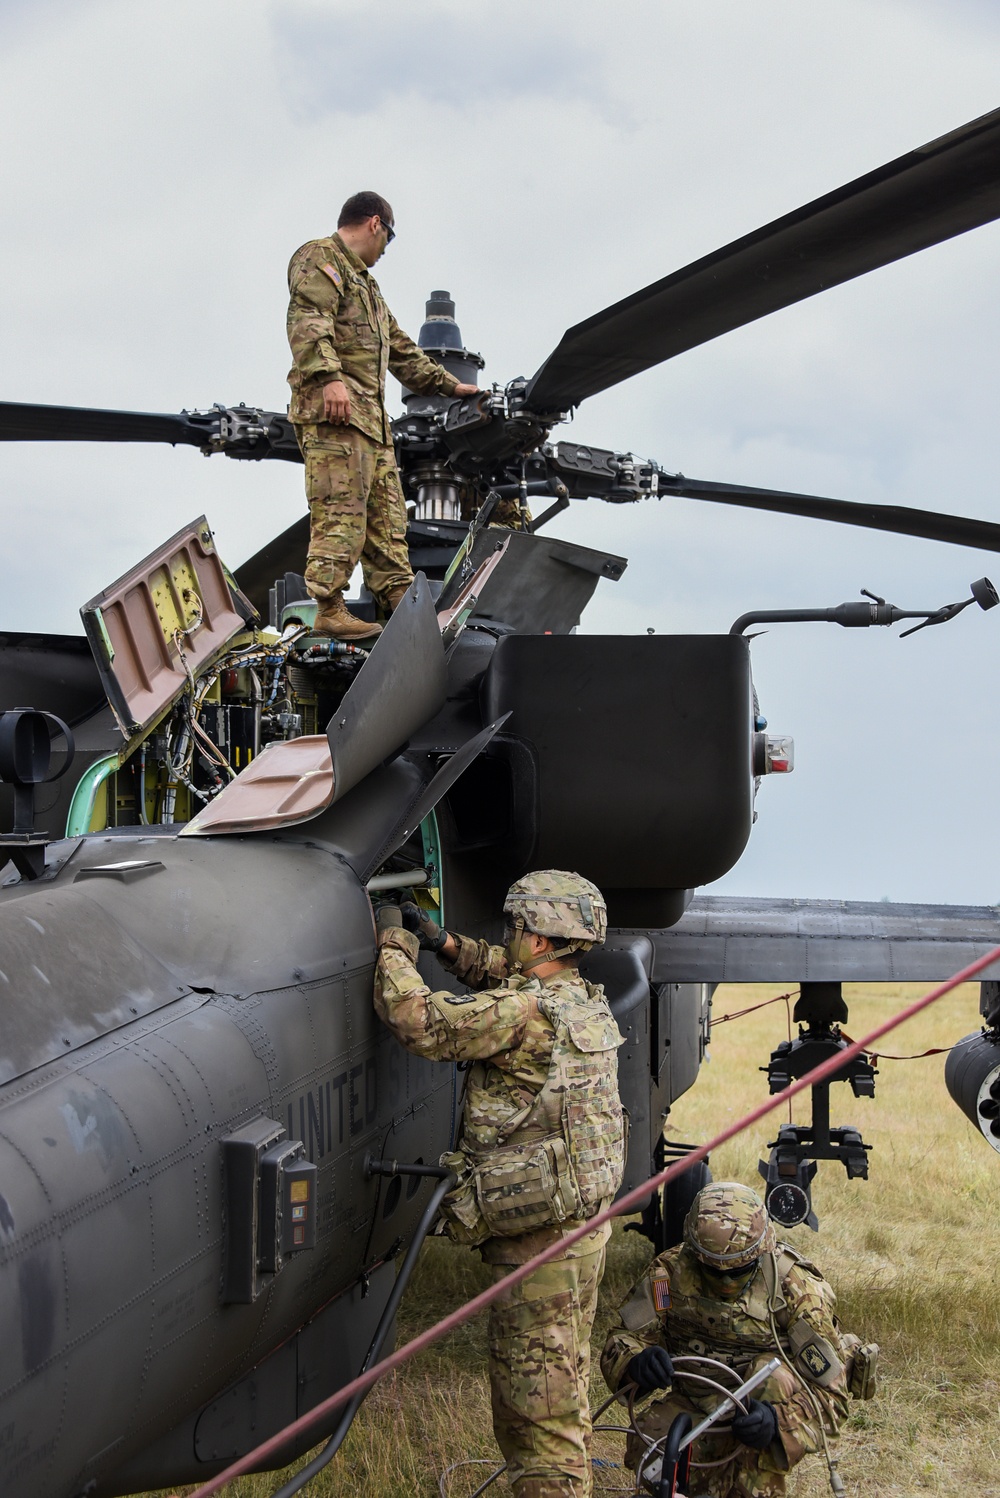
[519,940,580,971]
[506,915,578,973]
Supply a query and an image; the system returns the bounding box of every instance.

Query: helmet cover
[503,869,607,945]
[684,1181,776,1271]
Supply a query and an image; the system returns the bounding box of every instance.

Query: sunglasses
[378,217,395,244]
[700,1261,757,1281]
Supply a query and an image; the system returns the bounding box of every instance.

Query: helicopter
[1,105,1000,1498]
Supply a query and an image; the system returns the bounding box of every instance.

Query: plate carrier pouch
[841,1334,880,1400]
[439,979,625,1245]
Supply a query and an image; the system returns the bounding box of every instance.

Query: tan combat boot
[312,593,382,641]
[384,583,413,613]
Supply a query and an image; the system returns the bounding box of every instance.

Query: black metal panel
[328,574,447,804]
[0,632,103,722]
[356,717,510,881]
[662,983,712,1103]
[650,895,1000,982]
[483,635,754,889]
[412,623,504,753]
[307,757,427,879]
[0,832,372,1084]
[0,635,116,841]
[104,1262,396,1492]
[437,530,627,636]
[603,888,692,930]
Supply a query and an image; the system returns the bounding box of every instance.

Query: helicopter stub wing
[649,895,1000,983]
[525,104,1000,412]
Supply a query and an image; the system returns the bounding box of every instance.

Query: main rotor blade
[667,475,1000,552]
[526,106,1000,412]
[0,401,205,446]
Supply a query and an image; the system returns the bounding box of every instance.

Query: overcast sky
[1,0,998,907]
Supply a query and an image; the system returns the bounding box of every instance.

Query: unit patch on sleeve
[799,1342,832,1379]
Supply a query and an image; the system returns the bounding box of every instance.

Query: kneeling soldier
[602,1182,873,1498]
[374,871,626,1498]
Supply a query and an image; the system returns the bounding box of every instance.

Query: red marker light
[761,736,795,775]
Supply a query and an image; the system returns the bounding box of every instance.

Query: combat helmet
[503,870,607,966]
[684,1182,776,1271]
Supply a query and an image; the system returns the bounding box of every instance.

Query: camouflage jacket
[286,233,459,443]
[601,1242,851,1471]
[374,928,623,1262]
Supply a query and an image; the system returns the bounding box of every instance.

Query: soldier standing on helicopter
[286,190,479,642]
[601,1182,871,1498]
[374,870,626,1498]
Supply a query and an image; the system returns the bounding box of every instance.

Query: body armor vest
[440,977,625,1245]
[660,1251,798,1371]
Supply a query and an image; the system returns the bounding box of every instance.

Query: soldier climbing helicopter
[0,105,999,1498]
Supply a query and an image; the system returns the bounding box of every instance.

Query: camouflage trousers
[625,1355,803,1498]
[295,422,413,606]
[487,1245,606,1498]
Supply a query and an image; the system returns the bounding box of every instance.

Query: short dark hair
[338,191,393,229]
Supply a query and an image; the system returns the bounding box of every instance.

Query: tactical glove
[399,901,449,954]
[624,1346,674,1394]
[375,904,403,931]
[731,1398,778,1450]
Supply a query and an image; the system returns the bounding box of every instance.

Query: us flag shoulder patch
[653,1278,671,1312]
[320,263,342,285]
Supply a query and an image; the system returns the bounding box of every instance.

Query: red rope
[709,990,796,1029]
[865,1046,953,1063]
[184,944,1000,1498]
[838,1031,957,1064]
[710,988,796,1121]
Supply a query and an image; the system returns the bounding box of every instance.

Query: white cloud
[270,0,623,122]
[1,0,999,902]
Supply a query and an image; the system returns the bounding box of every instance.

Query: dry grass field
[152,981,1000,1498]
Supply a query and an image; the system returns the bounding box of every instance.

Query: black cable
[270,1163,455,1498]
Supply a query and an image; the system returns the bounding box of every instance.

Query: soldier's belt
[437,1135,585,1244]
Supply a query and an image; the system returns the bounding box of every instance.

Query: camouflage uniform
[601,1186,851,1498]
[374,873,624,1498]
[286,233,459,605]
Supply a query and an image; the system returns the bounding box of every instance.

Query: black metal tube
[490,480,558,499]
[730,600,947,635]
[366,1157,451,1178]
[730,606,864,636]
[530,495,571,533]
[811,1082,831,1152]
[270,1164,456,1498]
